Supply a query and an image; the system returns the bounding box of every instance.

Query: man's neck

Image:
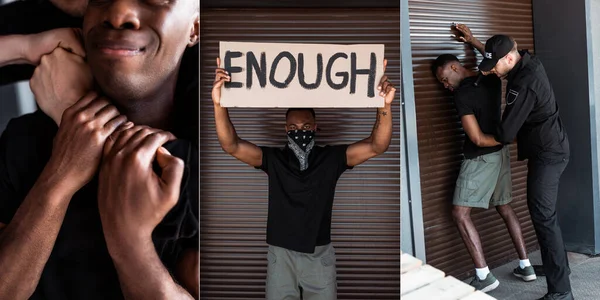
[111,77,178,130]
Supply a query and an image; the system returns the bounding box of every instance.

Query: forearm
[0,35,31,68]
[214,104,241,153]
[108,237,193,300]
[470,38,485,56]
[0,168,72,299]
[369,103,393,154]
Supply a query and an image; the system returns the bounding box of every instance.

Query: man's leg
[266,245,301,300]
[527,158,571,294]
[489,147,535,280]
[452,151,502,292]
[452,206,486,268]
[496,205,527,259]
[298,244,337,300]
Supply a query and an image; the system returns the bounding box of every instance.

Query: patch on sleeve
[507,89,519,105]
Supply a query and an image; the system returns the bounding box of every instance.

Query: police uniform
[480,35,572,300]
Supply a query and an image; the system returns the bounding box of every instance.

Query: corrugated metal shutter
[408,0,538,279]
[200,8,401,299]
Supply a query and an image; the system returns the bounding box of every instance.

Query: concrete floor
[470,251,600,300]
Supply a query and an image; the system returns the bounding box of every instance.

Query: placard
[218,41,385,108]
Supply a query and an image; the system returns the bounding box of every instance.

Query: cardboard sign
[219,41,385,108]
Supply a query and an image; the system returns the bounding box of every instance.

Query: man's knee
[452,206,471,224]
[495,204,513,216]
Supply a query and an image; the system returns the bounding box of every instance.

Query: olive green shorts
[453,146,512,209]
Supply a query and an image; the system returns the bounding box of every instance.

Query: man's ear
[188,14,199,47]
[450,63,459,73]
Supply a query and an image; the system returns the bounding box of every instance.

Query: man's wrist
[105,231,154,263]
[34,166,76,206]
[18,35,35,64]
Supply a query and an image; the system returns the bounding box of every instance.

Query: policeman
[479,35,572,300]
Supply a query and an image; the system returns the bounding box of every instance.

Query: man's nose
[102,0,141,30]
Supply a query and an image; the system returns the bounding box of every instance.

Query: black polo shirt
[453,75,504,159]
[0,111,198,300]
[496,51,569,162]
[257,144,352,254]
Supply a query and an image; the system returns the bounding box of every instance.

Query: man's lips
[95,42,146,57]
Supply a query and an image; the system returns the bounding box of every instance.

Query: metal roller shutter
[408,0,538,279]
[200,8,401,299]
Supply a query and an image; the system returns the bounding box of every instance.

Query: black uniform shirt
[496,51,569,162]
[454,74,504,159]
[257,145,352,253]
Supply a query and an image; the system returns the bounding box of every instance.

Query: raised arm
[346,59,396,167]
[212,57,263,167]
[454,24,485,56]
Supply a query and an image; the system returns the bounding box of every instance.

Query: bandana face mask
[287,129,315,152]
[287,129,315,171]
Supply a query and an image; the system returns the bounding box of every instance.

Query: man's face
[488,56,512,79]
[286,110,316,133]
[51,0,88,17]
[83,0,199,103]
[435,63,461,92]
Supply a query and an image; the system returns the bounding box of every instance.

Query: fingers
[213,69,231,88]
[95,102,121,123]
[133,131,177,164]
[67,91,99,113]
[383,58,388,73]
[126,127,167,150]
[82,96,112,116]
[103,120,133,156]
[63,28,86,58]
[377,75,395,98]
[103,116,129,135]
[377,75,389,96]
[156,147,184,196]
[108,125,148,156]
[216,57,221,67]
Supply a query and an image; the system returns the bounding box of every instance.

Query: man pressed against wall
[0,0,199,299]
[479,33,573,300]
[212,57,395,299]
[431,24,534,293]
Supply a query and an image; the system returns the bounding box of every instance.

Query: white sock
[475,267,490,280]
[519,259,531,268]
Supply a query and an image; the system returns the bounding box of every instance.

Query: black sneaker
[513,265,537,281]
[537,291,574,300]
[468,273,499,293]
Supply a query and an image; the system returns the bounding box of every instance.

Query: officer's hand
[25,28,86,65]
[30,47,93,125]
[454,23,474,44]
[212,57,231,107]
[377,59,396,104]
[98,126,181,255]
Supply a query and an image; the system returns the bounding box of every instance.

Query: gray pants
[266,244,337,300]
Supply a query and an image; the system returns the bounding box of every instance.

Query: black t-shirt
[497,51,569,162]
[257,144,352,254]
[453,75,504,159]
[0,111,198,300]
